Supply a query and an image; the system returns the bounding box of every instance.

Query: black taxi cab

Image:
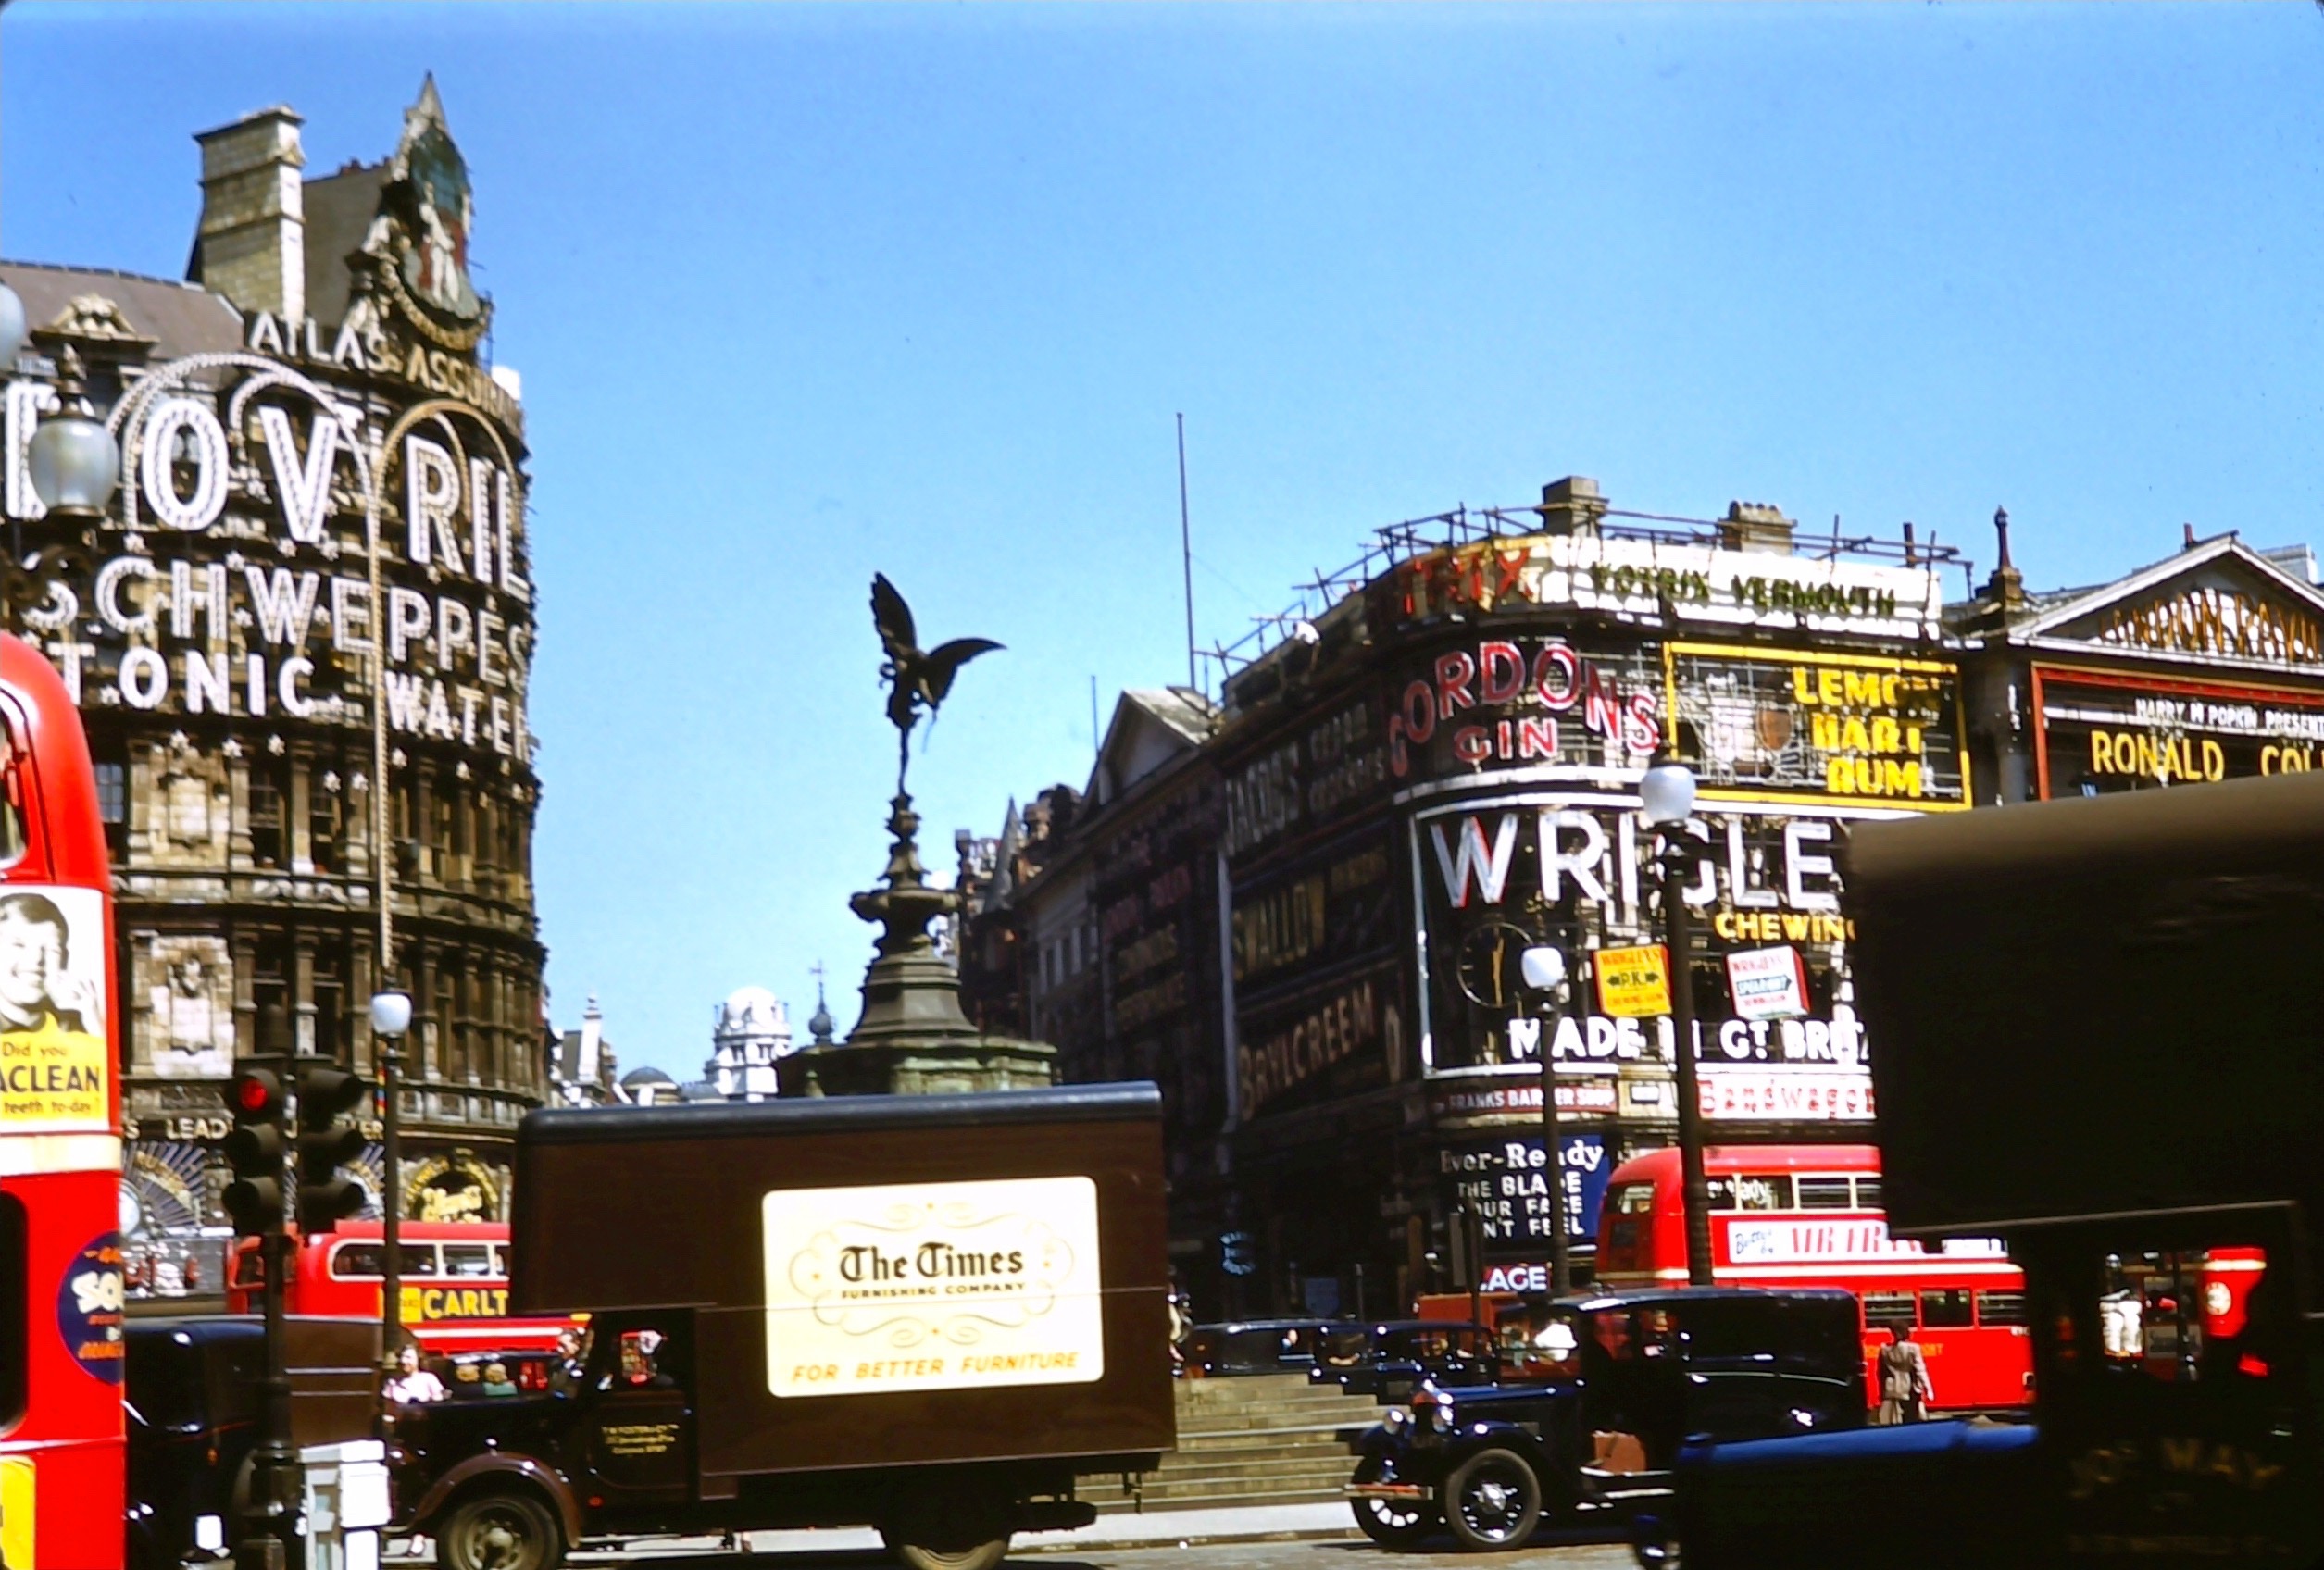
[1346,1289,1864,1552]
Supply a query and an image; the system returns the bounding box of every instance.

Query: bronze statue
[870,572,1001,797]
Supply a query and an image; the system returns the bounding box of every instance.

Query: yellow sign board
[1594,944,1672,1018]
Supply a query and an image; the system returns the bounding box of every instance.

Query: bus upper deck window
[0,1194,23,1429]
[0,716,28,868]
[1795,1177,1855,1211]
[443,1243,494,1278]
[1707,1176,1792,1211]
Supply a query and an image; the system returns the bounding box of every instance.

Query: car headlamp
[1381,1406,1410,1434]
[1429,1401,1456,1434]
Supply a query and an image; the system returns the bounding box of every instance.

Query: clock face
[1456,923,1534,1009]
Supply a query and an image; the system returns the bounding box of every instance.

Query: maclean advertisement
[762,1177,1105,1399]
[0,886,109,1135]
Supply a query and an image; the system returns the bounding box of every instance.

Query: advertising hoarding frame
[2028,660,2324,802]
[1660,641,1973,813]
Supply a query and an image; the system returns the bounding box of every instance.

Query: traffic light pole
[225,1054,302,1570]
[239,1225,301,1570]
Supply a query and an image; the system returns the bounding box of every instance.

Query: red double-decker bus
[227,1221,579,1355]
[0,636,126,1568]
[1594,1143,2030,1412]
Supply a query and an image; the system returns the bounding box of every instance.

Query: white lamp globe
[0,284,26,371]
[27,349,119,517]
[369,991,414,1037]
[1519,946,1567,991]
[28,409,119,516]
[1639,756,1698,827]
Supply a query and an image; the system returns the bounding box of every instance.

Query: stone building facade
[0,81,544,1295]
[968,483,2324,1322]
[968,480,1974,1318]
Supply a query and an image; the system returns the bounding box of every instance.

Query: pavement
[528,1501,1360,1563]
[529,1501,1643,1565]
[745,1501,1356,1557]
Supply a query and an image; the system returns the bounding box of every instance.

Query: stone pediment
[2018,538,2324,668]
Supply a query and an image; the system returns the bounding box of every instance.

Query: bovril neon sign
[2,351,534,765]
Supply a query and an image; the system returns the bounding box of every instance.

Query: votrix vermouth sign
[762,1177,1104,1398]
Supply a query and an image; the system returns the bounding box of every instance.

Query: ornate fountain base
[779,791,1056,1099]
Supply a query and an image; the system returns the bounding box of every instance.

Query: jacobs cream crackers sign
[762,1176,1104,1398]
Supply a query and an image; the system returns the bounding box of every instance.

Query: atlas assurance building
[0,82,544,1294]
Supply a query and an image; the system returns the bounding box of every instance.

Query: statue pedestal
[782,791,1055,1098]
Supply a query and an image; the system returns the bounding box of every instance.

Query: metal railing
[1198,501,1968,699]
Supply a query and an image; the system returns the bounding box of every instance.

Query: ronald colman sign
[762,1177,1105,1399]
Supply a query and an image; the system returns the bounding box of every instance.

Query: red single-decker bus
[1595,1144,2031,1413]
[0,636,126,1568]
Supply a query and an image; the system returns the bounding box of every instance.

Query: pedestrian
[480,1360,519,1399]
[382,1342,447,1407]
[1874,1326,1933,1424]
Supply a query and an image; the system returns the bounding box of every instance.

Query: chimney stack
[192,106,306,323]
[1536,475,1607,536]
[1718,499,1795,554]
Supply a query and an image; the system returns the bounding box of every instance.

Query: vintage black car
[1182,1317,1352,1377]
[1346,1289,1866,1552]
[124,1315,378,1570]
[1310,1321,1494,1400]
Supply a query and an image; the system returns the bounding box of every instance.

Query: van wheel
[1442,1447,1543,1551]
[437,1489,565,1570]
[880,1527,1012,1570]
[1350,1456,1440,1550]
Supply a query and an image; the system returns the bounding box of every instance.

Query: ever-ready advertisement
[762,1176,1106,1399]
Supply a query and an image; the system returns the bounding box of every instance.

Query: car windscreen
[1496,1306,1584,1380]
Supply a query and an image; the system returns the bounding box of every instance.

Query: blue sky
[5,3,2320,1077]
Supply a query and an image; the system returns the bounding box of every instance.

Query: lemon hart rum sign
[762,1177,1105,1399]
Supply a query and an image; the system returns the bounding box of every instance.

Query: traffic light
[294,1061,369,1235]
[221,1065,287,1235]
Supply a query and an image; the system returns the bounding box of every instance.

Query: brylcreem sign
[762,1177,1104,1399]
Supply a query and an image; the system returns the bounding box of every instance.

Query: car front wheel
[1350,1456,1440,1551]
[1441,1447,1543,1552]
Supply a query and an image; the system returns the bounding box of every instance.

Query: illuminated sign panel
[2033,666,2324,798]
[1666,643,1968,808]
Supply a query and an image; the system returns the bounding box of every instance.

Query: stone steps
[1089,1374,1378,1515]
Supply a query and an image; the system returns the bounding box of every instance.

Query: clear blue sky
[5,4,2320,1077]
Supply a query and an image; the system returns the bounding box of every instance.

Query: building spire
[1983,505,2026,614]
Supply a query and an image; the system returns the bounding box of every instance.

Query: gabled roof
[2013,534,2324,646]
[1089,687,1217,807]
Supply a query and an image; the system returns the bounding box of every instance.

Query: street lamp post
[1641,754,1716,1288]
[1520,944,1572,1297]
[26,345,122,519]
[370,991,413,1355]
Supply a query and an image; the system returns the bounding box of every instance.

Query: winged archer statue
[871,573,1002,799]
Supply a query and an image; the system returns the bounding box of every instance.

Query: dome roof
[723,984,780,1015]
[619,1065,676,1088]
